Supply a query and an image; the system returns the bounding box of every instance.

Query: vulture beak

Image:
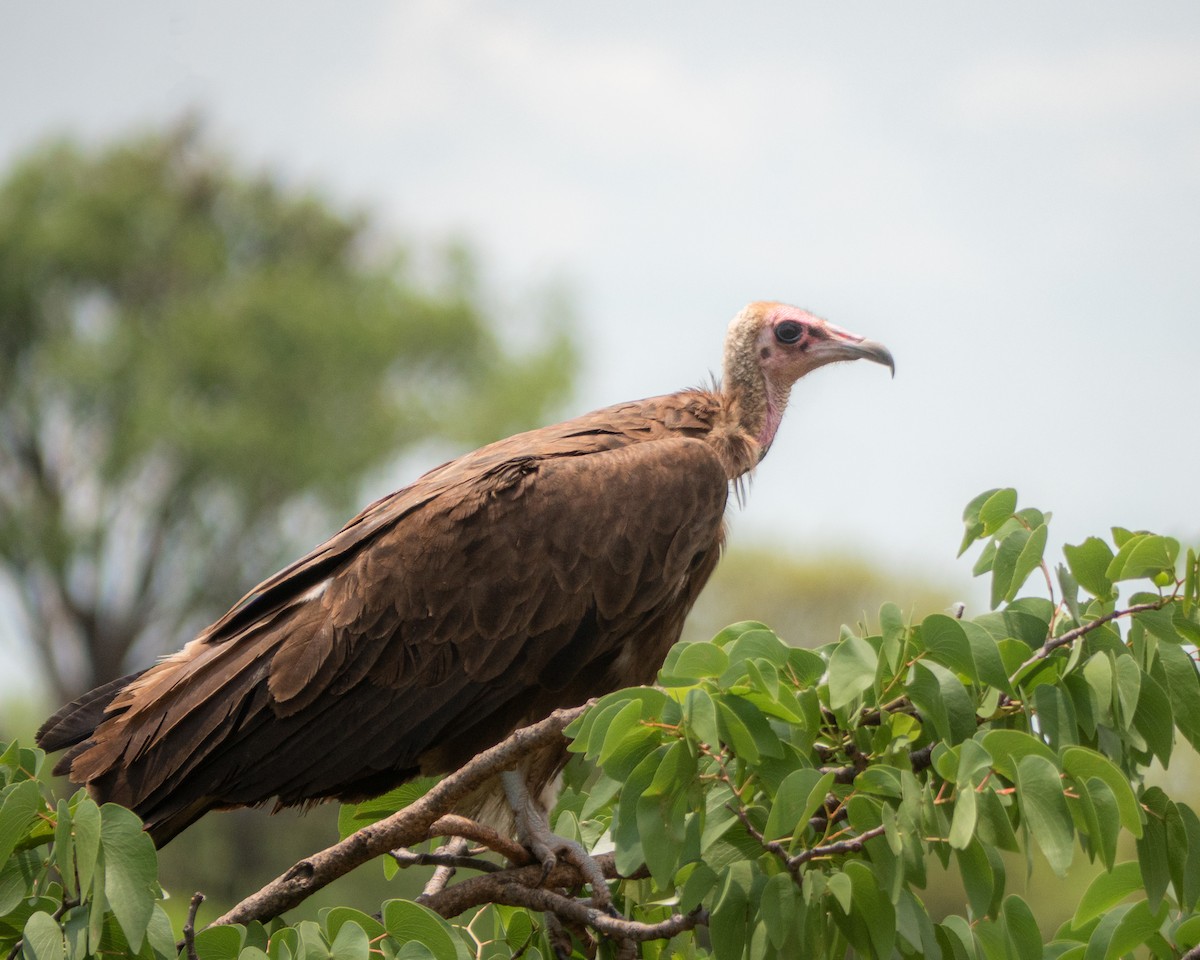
[816,323,896,378]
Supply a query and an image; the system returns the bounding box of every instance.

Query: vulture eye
[775,320,804,344]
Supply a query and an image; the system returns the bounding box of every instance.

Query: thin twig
[210,704,590,927]
[184,892,205,960]
[389,844,499,877]
[428,813,533,864]
[789,823,888,869]
[1010,600,1168,682]
[420,838,470,899]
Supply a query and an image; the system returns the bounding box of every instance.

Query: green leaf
[683,687,721,751]
[382,901,464,960]
[0,780,41,866]
[1034,685,1078,753]
[72,797,101,898]
[53,800,74,900]
[760,872,798,951]
[1083,899,1165,960]
[959,620,1013,694]
[327,921,369,960]
[1136,787,1178,912]
[880,602,906,645]
[596,700,647,766]
[764,769,834,845]
[1179,803,1200,912]
[1002,895,1042,960]
[1132,669,1173,766]
[991,527,1031,609]
[980,729,1056,783]
[949,781,977,850]
[1058,562,1082,621]
[679,862,718,912]
[1006,523,1048,603]
[1073,776,1121,870]
[827,634,877,710]
[1064,538,1116,599]
[1015,754,1074,876]
[979,488,1018,535]
[921,614,978,683]
[709,863,753,960]
[21,911,66,960]
[710,620,775,647]
[954,836,996,919]
[960,488,1002,556]
[1178,915,1200,950]
[975,784,1020,852]
[98,803,158,952]
[846,860,897,959]
[1072,861,1143,928]
[668,641,729,682]
[1061,748,1141,838]
[907,662,976,745]
[323,910,386,948]
[191,925,245,960]
[1107,534,1180,583]
[1154,641,1200,753]
[725,627,790,669]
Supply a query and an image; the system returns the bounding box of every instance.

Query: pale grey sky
[3,1,1199,590]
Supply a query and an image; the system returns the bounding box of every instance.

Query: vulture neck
[722,371,789,455]
[717,340,791,474]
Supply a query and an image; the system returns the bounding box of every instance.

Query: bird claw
[502,770,612,910]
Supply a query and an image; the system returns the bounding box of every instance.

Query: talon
[501,769,611,908]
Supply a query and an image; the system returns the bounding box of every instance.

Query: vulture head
[723,301,895,451]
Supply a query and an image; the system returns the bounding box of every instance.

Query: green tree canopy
[0,120,576,701]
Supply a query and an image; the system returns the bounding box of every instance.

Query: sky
[2,1,1199,595]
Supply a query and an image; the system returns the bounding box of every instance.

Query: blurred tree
[0,118,577,703]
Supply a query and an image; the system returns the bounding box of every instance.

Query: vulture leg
[500,770,611,910]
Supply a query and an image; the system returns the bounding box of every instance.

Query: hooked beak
[815,324,895,378]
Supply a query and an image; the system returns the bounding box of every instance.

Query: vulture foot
[500,770,613,911]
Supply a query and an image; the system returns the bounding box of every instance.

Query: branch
[1011,599,1169,682]
[183,892,205,960]
[421,856,700,943]
[209,704,589,927]
[427,813,533,865]
[790,824,888,868]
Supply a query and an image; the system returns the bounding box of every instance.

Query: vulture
[38,302,893,847]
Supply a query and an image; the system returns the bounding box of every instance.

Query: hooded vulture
[37,301,894,846]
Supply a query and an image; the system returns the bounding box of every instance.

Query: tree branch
[421,859,701,943]
[1010,599,1169,682]
[183,892,205,960]
[426,813,533,865]
[209,704,590,927]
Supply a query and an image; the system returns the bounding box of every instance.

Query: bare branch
[427,813,533,865]
[209,703,590,927]
[183,892,205,960]
[420,855,702,943]
[389,845,500,878]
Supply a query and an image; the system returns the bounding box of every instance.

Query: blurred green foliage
[0,118,577,701]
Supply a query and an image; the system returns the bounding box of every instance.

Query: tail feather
[37,671,148,771]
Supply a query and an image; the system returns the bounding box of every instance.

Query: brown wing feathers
[38,398,733,844]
